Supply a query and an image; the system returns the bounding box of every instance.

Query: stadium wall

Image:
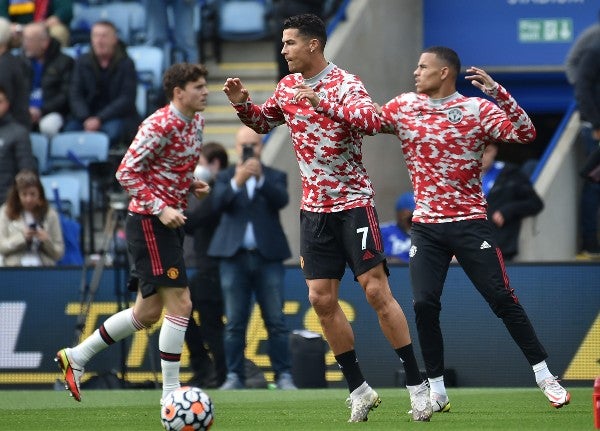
[0,264,597,389]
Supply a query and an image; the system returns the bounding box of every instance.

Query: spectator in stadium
[380,191,415,263]
[565,9,600,85]
[378,46,570,414]
[144,0,198,64]
[55,62,211,404]
[0,85,36,204]
[222,14,431,421]
[482,142,544,261]
[0,169,64,266]
[0,0,72,48]
[0,17,31,129]
[573,22,600,257]
[208,125,296,391]
[183,141,229,389]
[20,22,73,137]
[64,20,139,148]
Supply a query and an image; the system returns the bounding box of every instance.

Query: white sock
[70,308,145,365]
[532,360,553,383]
[160,314,189,399]
[428,376,447,396]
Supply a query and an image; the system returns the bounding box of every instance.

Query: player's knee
[308,290,335,315]
[136,307,162,326]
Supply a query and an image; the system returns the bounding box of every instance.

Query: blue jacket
[208,164,291,261]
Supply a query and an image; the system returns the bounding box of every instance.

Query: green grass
[0,387,593,430]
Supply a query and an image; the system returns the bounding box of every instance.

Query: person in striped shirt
[223,13,432,422]
[55,62,211,405]
[378,45,570,413]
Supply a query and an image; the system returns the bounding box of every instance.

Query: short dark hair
[202,142,228,170]
[162,63,208,101]
[283,13,327,49]
[423,46,461,77]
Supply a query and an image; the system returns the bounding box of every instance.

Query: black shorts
[125,212,188,298]
[300,206,388,280]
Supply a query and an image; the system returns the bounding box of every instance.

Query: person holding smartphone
[208,125,296,391]
[0,169,64,266]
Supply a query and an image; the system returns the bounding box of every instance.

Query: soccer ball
[161,386,214,431]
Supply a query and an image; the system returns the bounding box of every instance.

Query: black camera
[242,145,254,162]
[28,222,37,230]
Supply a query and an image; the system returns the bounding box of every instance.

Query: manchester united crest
[447,108,463,124]
[167,267,179,280]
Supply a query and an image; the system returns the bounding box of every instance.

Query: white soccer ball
[160,386,214,431]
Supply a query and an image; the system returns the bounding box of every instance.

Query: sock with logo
[532,360,553,383]
[335,350,365,393]
[395,344,423,386]
[160,314,189,399]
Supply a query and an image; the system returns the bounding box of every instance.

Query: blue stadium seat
[40,174,81,219]
[30,133,50,174]
[48,131,110,203]
[218,0,271,40]
[126,45,164,90]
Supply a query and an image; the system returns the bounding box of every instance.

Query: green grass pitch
[0,387,593,430]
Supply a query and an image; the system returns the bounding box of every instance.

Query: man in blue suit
[208,125,296,390]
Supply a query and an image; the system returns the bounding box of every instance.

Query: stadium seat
[49,131,109,172]
[70,2,147,45]
[127,45,165,117]
[30,132,50,174]
[204,0,272,62]
[218,0,271,40]
[40,174,81,219]
[126,45,164,90]
[48,131,110,203]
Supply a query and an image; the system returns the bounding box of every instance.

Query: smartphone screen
[242,146,254,162]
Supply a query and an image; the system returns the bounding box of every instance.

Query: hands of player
[158,206,187,228]
[191,179,211,200]
[223,78,250,104]
[234,157,262,187]
[293,84,320,107]
[465,67,497,92]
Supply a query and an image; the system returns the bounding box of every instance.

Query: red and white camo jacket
[116,103,204,215]
[379,84,536,223]
[233,63,381,213]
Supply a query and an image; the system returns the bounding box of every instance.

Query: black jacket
[0,50,30,128]
[486,163,544,260]
[0,113,36,203]
[184,188,222,272]
[20,37,74,117]
[68,41,138,122]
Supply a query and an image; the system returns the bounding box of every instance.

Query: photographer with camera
[208,125,296,391]
[0,169,64,266]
